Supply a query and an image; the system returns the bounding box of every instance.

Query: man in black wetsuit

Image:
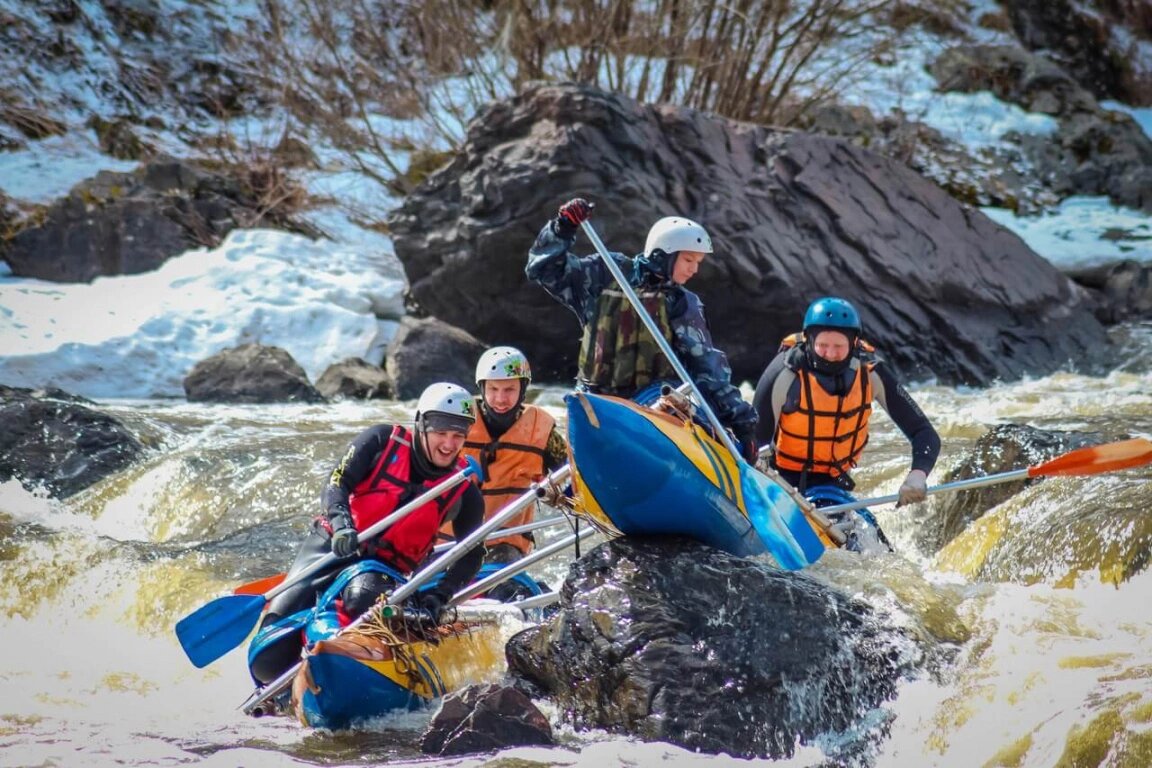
[752,297,940,506]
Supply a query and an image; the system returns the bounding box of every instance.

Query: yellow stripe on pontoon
[353,623,508,699]
[570,463,621,535]
[640,406,746,512]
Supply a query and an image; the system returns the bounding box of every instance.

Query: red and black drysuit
[248,423,484,685]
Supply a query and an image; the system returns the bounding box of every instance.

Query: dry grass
[0,98,67,140]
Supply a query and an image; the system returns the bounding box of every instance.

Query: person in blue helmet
[526,197,759,462]
[751,297,940,508]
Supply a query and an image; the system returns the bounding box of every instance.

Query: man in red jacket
[248,382,486,686]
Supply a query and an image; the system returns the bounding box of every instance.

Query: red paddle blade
[1029,438,1152,478]
[233,573,286,596]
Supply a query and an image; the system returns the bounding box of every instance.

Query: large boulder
[2,156,314,283]
[917,424,1111,556]
[315,357,392,400]
[506,537,920,761]
[385,316,485,400]
[389,84,1109,387]
[0,385,144,498]
[183,343,325,403]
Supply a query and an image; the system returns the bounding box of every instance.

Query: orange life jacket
[773,334,876,478]
[350,425,470,573]
[442,404,556,556]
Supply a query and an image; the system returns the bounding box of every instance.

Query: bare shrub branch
[244,0,900,218]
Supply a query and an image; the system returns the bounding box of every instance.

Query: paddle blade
[1029,438,1152,478]
[234,573,286,595]
[175,593,266,668]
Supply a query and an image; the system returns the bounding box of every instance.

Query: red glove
[555,198,595,236]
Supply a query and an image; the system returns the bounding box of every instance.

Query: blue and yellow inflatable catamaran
[565,390,837,570]
[245,561,545,729]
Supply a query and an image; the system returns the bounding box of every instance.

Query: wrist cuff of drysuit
[552,217,578,238]
[327,508,353,529]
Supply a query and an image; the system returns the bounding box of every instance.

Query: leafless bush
[247,0,900,212]
[196,114,314,231]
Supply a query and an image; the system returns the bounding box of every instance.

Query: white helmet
[644,216,713,258]
[475,346,532,387]
[415,382,476,433]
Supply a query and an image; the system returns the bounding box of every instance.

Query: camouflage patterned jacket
[526,220,757,434]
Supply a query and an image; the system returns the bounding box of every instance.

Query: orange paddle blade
[233,573,286,596]
[1029,438,1152,478]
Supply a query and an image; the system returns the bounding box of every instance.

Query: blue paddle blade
[175,593,266,668]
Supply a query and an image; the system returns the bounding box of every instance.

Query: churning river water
[2,323,1151,768]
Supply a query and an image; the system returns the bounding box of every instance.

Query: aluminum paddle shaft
[817,437,1152,515]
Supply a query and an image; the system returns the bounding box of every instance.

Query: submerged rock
[0,385,144,498]
[920,423,1109,555]
[421,682,554,756]
[927,424,1152,586]
[506,537,921,761]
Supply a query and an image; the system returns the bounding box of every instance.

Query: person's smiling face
[421,429,467,467]
[483,380,521,414]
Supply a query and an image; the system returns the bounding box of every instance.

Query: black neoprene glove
[414,587,451,623]
[328,510,359,558]
[554,197,594,238]
[731,423,759,464]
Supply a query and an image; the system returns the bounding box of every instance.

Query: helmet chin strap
[632,249,676,284]
[803,329,858,376]
[804,337,856,376]
[479,379,528,434]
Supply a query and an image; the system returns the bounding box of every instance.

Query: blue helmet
[802,297,861,334]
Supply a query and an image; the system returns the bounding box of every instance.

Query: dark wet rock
[931,44,1152,213]
[385,316,484,400]
[1004,0,1152,106]
[0,384,92,405]
[1019,111,1152,213]
[505,537,919,761]
[1068,260,1152,324]
[315,357,392,400]
[1,156,316,283]
[389,83,1109,387]
[0,385,144,498]
[798,100,1060,216]
[420,682,554,756]
[927,424,1152,586]
[931,45,1098,117]
[919,424,1110,555]
[183,343,325,404]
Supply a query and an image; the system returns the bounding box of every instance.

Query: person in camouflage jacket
[525,197,759,462]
